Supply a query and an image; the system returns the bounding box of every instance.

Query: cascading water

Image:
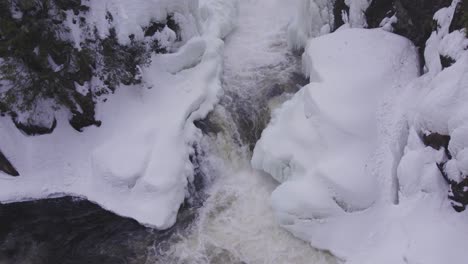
[147,1,336,263]
[0,1,337,263]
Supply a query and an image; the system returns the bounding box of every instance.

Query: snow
[344,0,370,27]
[253,0,468,262]
[397,128,447,196]
[253,28,420,210]
[287,0,334,50]
[0,0,237,229]
[11,98,57,132]
[379,15,397,32]
[424,0,462,74]
[412,0,468,146]
[86,0,200,45]
[199,0,239,39]
[3,0,468,261]
[286,0,373,51]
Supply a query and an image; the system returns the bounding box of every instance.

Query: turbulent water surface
[0,1,336,263]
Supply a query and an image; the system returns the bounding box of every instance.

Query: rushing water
[0,1,337,263]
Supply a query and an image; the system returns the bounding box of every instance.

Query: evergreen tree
[0,0,175,134]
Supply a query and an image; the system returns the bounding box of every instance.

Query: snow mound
[253,28,419,212]
[0,0,238,229]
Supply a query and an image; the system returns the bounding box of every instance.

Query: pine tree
[0,0,178,134]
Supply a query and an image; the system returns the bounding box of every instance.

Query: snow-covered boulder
[253,28,419,214]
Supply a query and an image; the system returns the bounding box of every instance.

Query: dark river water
[0,190,206,264]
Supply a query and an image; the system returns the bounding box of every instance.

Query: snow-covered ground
[0,0,237,230]
[253,0,468,263]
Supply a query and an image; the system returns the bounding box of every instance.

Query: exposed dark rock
[425,133,468,212]
[333,0,350,31]
[449,0,468,33]
[440,55,456,69]
[422,132,452,159]
[187,143,208,212]
[105,11,114,23]
[69,93,101,132]
[194,118,223,135]
[438,161,468,212]
[366,0,394,28]
[448,177,468,212]
[0,151,19,177]
[166,15,181,41]
[422,132,451,151]
[12,117,57,136]
[69,112,101,132]
[436,162,451,184]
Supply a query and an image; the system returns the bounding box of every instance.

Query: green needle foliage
[0,0,92,118]
[0,0,174,134]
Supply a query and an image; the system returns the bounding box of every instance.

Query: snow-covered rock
[253,28,419,214]
[252,27,461,262]
[0,0,238,229]
[403,0,468,212]
[254,0,468,262]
